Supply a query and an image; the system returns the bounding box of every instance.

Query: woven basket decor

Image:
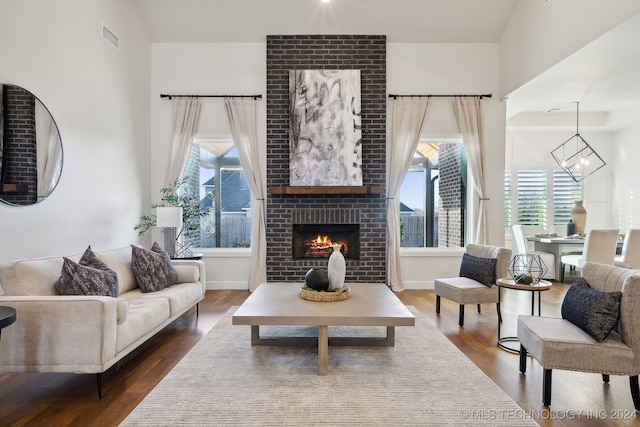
[299,286,351,302]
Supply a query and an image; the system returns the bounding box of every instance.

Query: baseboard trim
[401,280,434,290]
[206,281,249,290]
[206,281,436,291]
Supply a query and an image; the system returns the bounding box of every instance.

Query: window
[516,170,547,226]
[399,139,467,248]
[552,170,582,225]
[504,169,512,229]
[181,136,252,249]
[504,169,581,230]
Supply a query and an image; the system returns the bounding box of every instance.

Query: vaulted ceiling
[505,10,640,131]
[134,0,640,131]
[134,0,518,44]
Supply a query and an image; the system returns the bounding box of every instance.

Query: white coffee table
[232,282,415,375]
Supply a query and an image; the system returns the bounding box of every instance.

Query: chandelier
[550,102,606,182]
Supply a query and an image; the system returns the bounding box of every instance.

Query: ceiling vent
[102,24,119,49]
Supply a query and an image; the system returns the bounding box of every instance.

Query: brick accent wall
[0,85,37,205]
[266,35,387,283]
[437,143,466,247]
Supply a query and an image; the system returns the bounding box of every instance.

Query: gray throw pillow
[561,277,622,342]
[459,253,497,287]
[54,246,119,297]
[131,243,177,293]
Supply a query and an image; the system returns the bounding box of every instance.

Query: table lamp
[156,206,183,257]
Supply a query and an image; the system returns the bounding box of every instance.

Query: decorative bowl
[299,285,351,302]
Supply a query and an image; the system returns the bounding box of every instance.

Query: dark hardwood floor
[0,284,638,426]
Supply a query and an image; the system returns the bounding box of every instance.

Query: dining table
[527,234,623,282]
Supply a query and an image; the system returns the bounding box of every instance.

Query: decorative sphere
[305,268,330,291]
[508,254,547,285]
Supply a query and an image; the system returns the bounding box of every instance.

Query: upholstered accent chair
[615,229,640,269]
[560,229,619,282]
[518,262,640,410]
[434,243,512,327]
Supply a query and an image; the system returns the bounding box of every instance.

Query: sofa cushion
[561,277,622,342]
[97,247,137,294]
[174,265,200,284]
[10,253,81,296]
[79,246,110,271]
[54,254,119,297]
[116,298,129,323]
[131,243,176,293]
[115,296,171,352]
[459,253,497,287]
[123,281,203,317]
[434,277,499,305]
[63,246,120,298]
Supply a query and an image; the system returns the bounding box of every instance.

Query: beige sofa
[0,246,206,398]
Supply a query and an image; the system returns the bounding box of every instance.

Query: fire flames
[304,234,348,258]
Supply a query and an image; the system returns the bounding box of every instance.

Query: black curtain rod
[160,94,262,100]
[388,94,492,99]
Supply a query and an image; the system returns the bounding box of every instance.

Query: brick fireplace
[265,35,387,284]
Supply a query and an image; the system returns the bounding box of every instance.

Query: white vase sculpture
[327,244,346,290]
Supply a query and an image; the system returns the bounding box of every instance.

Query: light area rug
[121,306,538,426]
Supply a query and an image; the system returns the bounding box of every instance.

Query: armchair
[434,243,511,327]
[518,262,640,410]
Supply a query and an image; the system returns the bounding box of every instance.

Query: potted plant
[134,176,211,255]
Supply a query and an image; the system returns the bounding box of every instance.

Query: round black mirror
[0,84,63,205]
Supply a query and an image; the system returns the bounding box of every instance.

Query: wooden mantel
[2,183,28,193]
[268,186,384,195]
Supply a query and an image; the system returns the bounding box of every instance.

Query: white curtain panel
[224,98,266,292]
[454,97,488,245]
[166,97,201,186]
[387,98,430,292]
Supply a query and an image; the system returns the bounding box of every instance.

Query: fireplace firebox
[292,224,360,260]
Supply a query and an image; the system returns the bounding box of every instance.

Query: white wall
[0,0,150,261]
[612,124,640,232]
[499,1,640,97]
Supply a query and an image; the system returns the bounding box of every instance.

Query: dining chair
[560,229,620,282]
[511,224,555,279]
[615,229,640,269]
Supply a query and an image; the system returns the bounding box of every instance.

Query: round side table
[0,306,17,340]
[496,278,552,353]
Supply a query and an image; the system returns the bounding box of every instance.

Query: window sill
[400,247,465,257]
[192,248,251,258]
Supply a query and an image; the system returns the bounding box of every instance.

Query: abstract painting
[289,70,362,186]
